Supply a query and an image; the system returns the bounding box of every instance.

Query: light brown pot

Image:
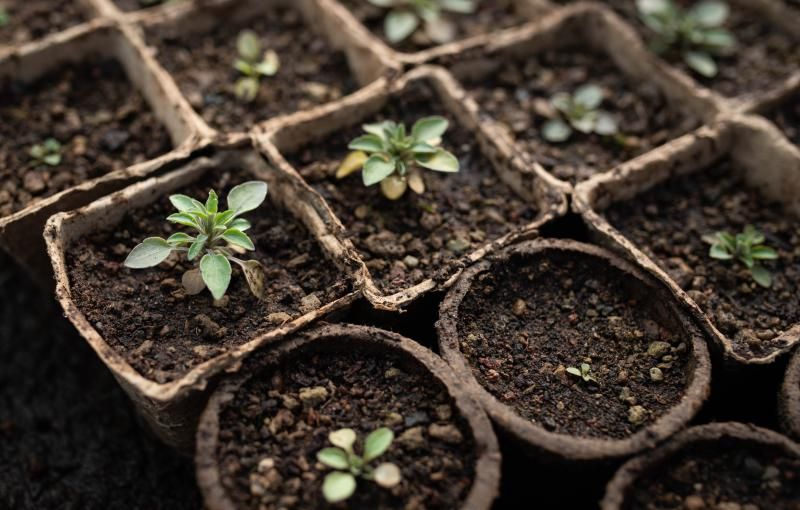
[196,323,502,510]
[256,65,569,311]
[44,148,362,451]
[436,238,712,464]
[780,347,800,441]
[573,114,800,366]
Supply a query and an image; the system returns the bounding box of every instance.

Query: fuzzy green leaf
[362,155,397,186]
[235,77,259,102]
[541,119,572,143]
[222,229,255,251]
[206,190,218,214]
[364,428,394,463]
[200,254,232,300]
[170,194,206,214]
[316,448,350,470]
[187,234,208,261]
[215,210,236,227]
[751,265,772,288]
[349,134,385,153]
[43,154,61,166]
[594,112,619,136]
[385,9,419,43]
[237,30,261,62]
[167,232,194,246]
[322,472,356,504]
[416,149,459,173]
[440,0,477,14]
[125,237,173,268]
[228,181,268,215]
[688,1,729,27]
[574,84,604,109]
[411,116,449,144]
[167,212,200,229]
[329,429,357,451]
[229,218,252,231]
[684,50,718,77]
[709,244,733,260]
[751,246,778,260]
[363,121,392,141]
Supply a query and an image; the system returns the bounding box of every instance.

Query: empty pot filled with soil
[780,347,800,441]
[0,0,90,47]
[436,238,711,463]
[601,422,800,510]
[196,324,501,510]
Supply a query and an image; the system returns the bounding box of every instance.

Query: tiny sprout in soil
[566,363,599,385]
[28,138,62,167]
[317,427,401,503]
[336,116,460,200]
[541,84,619,143]
[124,181,269,301]
[702,225,778,288]
[234,30,280,102]
[368,0,477,44]
[636,0,736,78]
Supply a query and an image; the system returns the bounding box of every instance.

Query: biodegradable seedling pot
[44,149,361,451]
[0,18,206,288]
[139,0,400,137]
[574,114,800,366]
[601,422,800,510]
[436,238,711,464]
[780,347,800,441]
[259,65,568,311]
[443,2,716,185]
[196,323,501,510]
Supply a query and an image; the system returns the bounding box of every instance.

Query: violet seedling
[234,30,280,102]
[636,0,736,78]
[702,225,778,288]
[542,84,619,143]
[28,138,62,167]
[367,0,477,44]
[124,181,269,300]
[336,116,460,200]
[317,428,401,503]
[566,363,599,385]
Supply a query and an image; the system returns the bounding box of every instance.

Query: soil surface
[770,93,800,148]
[287,82,540,295]
[0,252,201,510]
[338,0,525,52]
[66,168,353,383]
[0,0,88,46]
[456,249,692,439]
[148,6,356,132]
[554,0,800,99]
[113,0,172,11]
[606,160,800,360]
[627,439,800,510]
[217,345,476,509]
[0,59,172,217]
[462,48,698,183]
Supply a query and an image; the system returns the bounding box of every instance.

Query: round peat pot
[601,423,800,510]
[196,324,501,510]
[780,347,800,440]
[437,238,711,464]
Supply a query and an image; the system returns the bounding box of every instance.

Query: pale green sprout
[317,427,401,503]
[28,138,62,167]
[636,0,736,78]
[336,116,460,200]
[124,181,269,301]
[567,363,599,384]
[541,84,618,143]
[367,0,478,44]
[234,30,280,102]
[702,225,778,288]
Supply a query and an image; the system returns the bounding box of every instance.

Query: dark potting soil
[217,347,476,509]
[627,439,800,510]
[0,59,172,217]
[606,160,800,360]
[456,249,692,439]
[148,6,356,132]
[462,48,698,184]
[65,169,353,383]
[112,0,171,12]
[770,93,800,148]
[337,0,525,52]
[0,0,88,46]
[287,82,540,295]
[0,253,201,510]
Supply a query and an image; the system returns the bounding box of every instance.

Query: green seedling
[28,138,62,167]
[0,7,9,27]
[234,30,280,102]
[336,116,460,200]
[317,427,401,503]
[566,363,599,384]
[703,225,778,288]
[541,84,619,143]
[367,0,477,44]
[636,0,736,77]
[124,181,269,300]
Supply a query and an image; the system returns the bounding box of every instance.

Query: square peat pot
[0,0,99,51]
[0,21,204,288]
[141,0,400,138]
[443,2,717,186]
[574,114,800,367]
[313,0,545,66]
[44,149,361,452]
[258,66,569,311]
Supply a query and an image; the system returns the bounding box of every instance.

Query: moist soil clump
[606,160,800,360]
[626,439,800,510]
[0,59,172,217]
[148,7,356,132]
[65,169,352,383]
[0,0,88,46]
[456,249,691,439]
[770,93,800,148]
[338,0,525,53]
[216,347,477,509]
[463,48,697,183]
[287,82,540,294]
